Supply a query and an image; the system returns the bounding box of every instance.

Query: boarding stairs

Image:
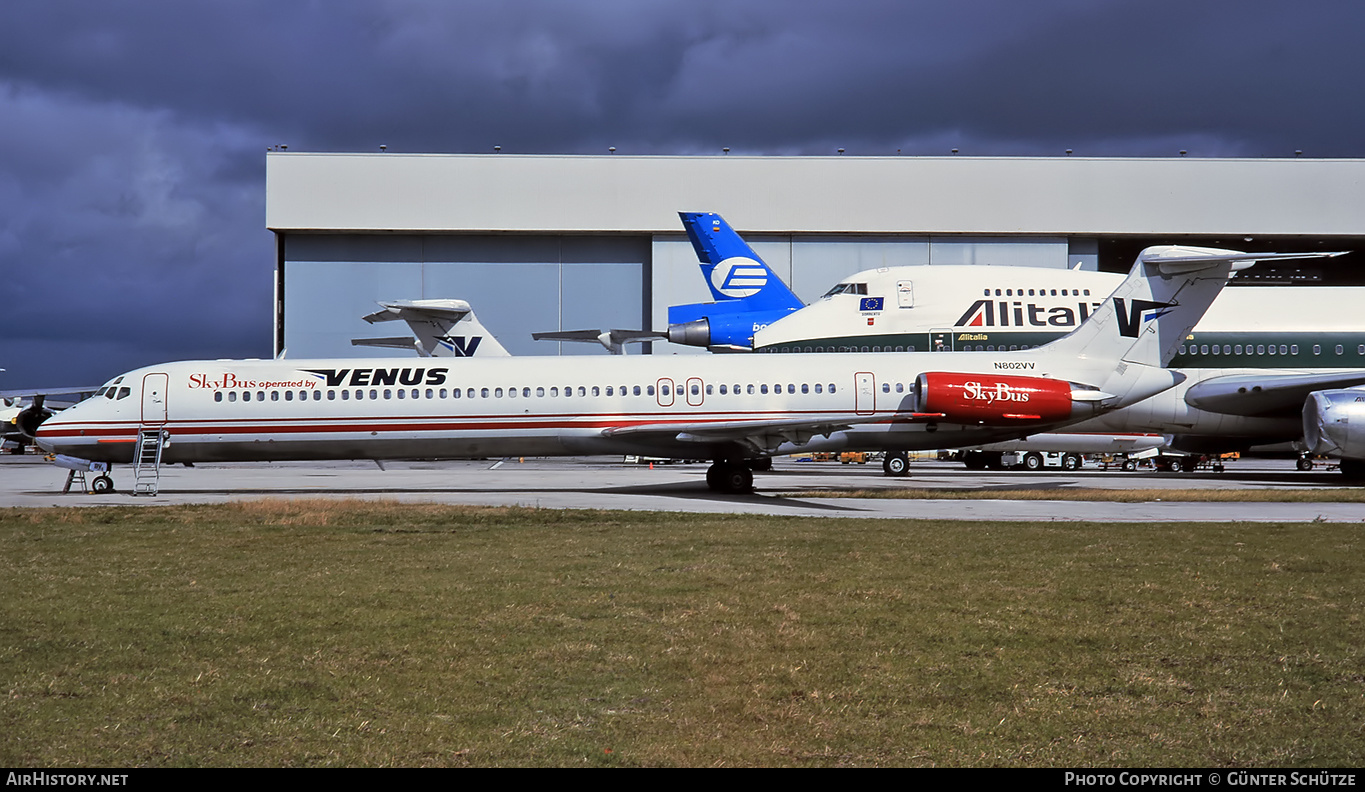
[132,427,165,496]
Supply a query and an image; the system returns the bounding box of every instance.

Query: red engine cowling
[916,372,1074,425]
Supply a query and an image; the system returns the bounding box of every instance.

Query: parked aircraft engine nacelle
[668,318,713,348]
[1303,389,1365,458]
[14,400,52,438]
[915,372,1076,426]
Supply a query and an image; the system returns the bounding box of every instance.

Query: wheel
[1166,458,1184,473]
[1121,460,1136,471]
[1062,454,1081,471]
[1297,457,1314,471]
[1023,453,1043,471]
[91,475,114,493]
[883,452,909,477]
[706,462,753,494]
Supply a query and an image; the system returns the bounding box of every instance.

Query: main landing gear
[882,451,910,477]
[706,460,755,494]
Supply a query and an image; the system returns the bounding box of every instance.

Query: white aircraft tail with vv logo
[1046,246,1344,379]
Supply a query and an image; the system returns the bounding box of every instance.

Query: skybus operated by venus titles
[34,245,1310,494]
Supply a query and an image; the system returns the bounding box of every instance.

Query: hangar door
[278,234,649,358]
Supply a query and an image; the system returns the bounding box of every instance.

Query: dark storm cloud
[1,0,1363,386]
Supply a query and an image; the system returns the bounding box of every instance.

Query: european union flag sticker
[859,297,884,311]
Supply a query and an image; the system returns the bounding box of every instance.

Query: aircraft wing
[602,412,904,455]
[1183,370,1365,417]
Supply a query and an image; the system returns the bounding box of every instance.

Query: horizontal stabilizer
[533,329,666,355]
[362,299,473,325]
[351,337,422,351]
[1139,246,1346,275]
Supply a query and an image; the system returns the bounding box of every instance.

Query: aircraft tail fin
[1047,247,1345,373]
[679,212,802,312]
[353,299,511,358]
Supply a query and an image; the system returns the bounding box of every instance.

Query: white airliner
[750,259,1365,476]
[37,245,1253,494]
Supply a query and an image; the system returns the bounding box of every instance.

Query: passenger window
[284,391,293,401]
[214,392,223,403]
[633,386,641,396]
[229,391,237,403]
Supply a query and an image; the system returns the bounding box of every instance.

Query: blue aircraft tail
[666,212,804,349]
[678,212,803,311]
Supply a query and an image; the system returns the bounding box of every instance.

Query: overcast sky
[3,0,1364,387]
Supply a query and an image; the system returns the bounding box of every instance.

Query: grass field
[2,500,1362,767]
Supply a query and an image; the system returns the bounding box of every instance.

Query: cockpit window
[116,387,130,400]
[821,282,869,298]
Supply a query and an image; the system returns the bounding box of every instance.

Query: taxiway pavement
[2,455,1361,522]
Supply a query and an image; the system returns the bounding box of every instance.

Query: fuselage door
[142,373,169,425]
[855,372,876,415]
[897,280,914,308]
[685,377,704,407]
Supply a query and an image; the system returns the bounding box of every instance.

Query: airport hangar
[265,153,1365,359]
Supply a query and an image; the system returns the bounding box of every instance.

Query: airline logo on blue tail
[710,257,769,299]
[1114,298,1177,338]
